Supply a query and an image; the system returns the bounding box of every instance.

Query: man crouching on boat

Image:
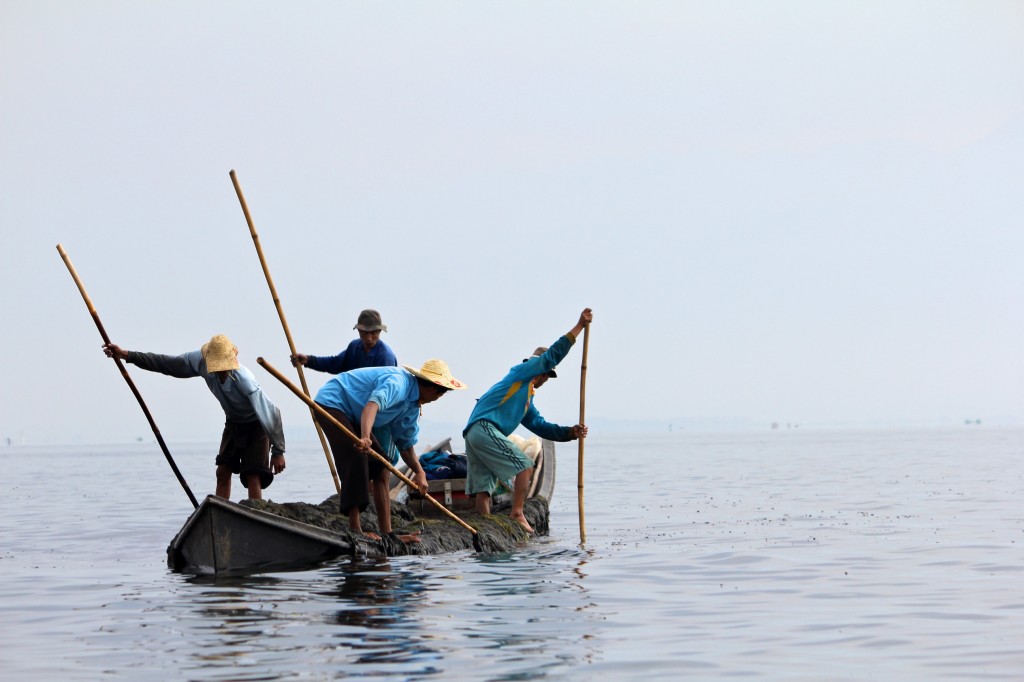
[313,359,467,541]
[464,308,592,534]
[103,334,286,501]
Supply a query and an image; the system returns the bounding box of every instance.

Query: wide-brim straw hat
[201,334,240,373]
[403,359,467,391]
[354,309,387,332]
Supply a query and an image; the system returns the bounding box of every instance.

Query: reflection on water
[134,547,600,680]
[157,563,437,679]
[318,558,440,671]
[319,557,428,629]
[428,546,601,678]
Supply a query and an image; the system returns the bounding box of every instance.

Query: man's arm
[358,400,380,452]
[304,351,348,374]
[566,307,593,342]
[522,403,576,442]
[525,308,595,378]
[103,344,200,378]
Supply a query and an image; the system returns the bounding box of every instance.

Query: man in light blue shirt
[103,334,286,501]
[314,359,467,540]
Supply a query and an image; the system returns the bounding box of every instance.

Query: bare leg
[246,474,262,501]
[348,506,381,541]
[372,470,421,543]
[215,464,232,499]
[371,471,391,533]
[475,491,491,515]
[509,468,535,533]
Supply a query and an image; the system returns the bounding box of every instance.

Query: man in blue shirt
[291,309,397,373]
[314,359,467,540]
[464,308,592,533]
[103,334,286,501]
[291,308,400,469]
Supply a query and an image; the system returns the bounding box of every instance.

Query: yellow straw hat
[402,359,467,391]
[201,334,240,372]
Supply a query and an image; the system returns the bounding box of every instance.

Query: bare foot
[397,531,422,544]
[363,531,382,541]
[510,513,535,534]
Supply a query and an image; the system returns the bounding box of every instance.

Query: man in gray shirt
[103,334,286,500]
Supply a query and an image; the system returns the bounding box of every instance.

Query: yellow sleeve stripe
[499,381,522,406]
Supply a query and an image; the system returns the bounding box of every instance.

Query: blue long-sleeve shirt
[306,339,397,374]
[464,334,576,442]
[314,366,421,451]
[127,350,285,455]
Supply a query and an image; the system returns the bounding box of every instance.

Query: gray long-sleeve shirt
[127,349,285,455]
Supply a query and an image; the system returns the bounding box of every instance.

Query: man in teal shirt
[464,308,592,533]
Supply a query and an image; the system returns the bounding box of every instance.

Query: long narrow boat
[167,437,556,575]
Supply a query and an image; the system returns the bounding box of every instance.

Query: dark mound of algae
[241,495,550,556]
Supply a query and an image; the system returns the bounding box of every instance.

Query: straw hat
[522,346,556,378]
[201,334,240,373]
[354,309,387,332]
[402,359,467,391]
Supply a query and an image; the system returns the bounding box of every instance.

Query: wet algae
[241,495,550,556]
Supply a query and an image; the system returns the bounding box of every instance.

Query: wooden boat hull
[167,438,557,574]
[167,495,356,576]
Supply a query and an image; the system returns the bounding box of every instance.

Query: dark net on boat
[241,496,550,556]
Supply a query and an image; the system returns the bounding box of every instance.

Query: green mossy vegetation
[242,495,550,556]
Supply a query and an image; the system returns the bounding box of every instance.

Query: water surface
[2,428,1022,679]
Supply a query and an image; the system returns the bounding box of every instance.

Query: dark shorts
[215,420,273,489]
[315,404,385,514]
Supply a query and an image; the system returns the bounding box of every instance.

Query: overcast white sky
[2,2,1023,446]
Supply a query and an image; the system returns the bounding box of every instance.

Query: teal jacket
[464,333,576,442]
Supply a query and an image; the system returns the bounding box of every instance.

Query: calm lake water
[1,428,1022,680]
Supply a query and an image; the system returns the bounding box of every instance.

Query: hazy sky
[3,2,1023,446]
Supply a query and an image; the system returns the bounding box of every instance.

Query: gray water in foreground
[1,428,1022,680]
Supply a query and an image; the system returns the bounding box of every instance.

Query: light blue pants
[465,421,535,496]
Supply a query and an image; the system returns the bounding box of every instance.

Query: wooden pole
[577,321,590,543]
[256,357,479,536]
[56,244,199,509]
[229,170,341,494]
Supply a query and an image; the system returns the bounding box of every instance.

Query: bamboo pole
[57,244,199,509]
[229,170,341,494]
[256,357,480,537]
[577,321,590,543]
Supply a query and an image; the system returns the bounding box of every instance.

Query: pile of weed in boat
[241,495,549,556]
